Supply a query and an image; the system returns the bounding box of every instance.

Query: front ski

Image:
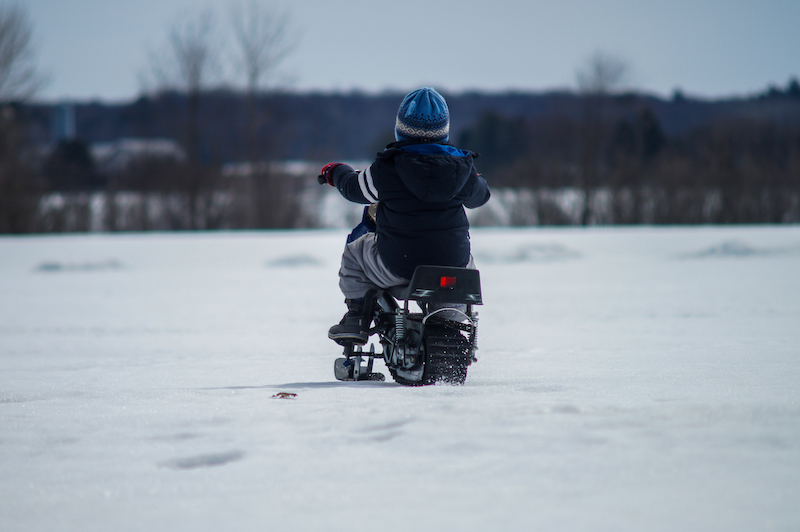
[334,344,385,382]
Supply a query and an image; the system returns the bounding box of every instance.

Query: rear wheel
[388,325,472,386]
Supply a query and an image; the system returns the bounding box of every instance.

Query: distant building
[51,104,75,142]
[90,138,185,174]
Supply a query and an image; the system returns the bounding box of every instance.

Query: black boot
[328,293,374,346]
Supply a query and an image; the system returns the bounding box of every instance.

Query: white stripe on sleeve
[357,167,379,203]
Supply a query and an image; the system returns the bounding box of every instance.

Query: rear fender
[406,266,482,305]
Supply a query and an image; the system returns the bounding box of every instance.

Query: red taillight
[440,276,457,288]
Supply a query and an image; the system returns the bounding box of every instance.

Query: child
[319,87,490,345]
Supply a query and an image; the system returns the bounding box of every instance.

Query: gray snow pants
[338,232,475,299]
[338,232,409,299]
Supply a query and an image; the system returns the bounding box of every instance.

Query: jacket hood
[379,142,477,203]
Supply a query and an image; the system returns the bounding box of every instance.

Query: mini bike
[334,265,482,386]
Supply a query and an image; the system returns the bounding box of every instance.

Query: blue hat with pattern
[395,87,450,142]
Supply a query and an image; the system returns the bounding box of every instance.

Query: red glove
[319,163,345,186]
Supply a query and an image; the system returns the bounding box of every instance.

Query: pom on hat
[395,87,450,142]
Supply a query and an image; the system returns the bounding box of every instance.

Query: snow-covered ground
[1,225,799,531]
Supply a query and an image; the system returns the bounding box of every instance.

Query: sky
[15,0,800,103]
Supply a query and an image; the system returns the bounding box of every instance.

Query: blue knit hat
[395,87,450,142]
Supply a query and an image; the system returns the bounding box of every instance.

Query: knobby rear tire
[388,326,471,386]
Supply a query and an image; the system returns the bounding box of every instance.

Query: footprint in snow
[161,450,244,470]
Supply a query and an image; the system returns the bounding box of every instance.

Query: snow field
[1,225,799,531]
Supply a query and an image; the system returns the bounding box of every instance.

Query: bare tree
[231,1,294,95]
[576,50,629,95]
[575,51,631,224]
[230,0,294,161]
[0,4,45,102]
[147,9,221,166]
[148,9,221,91]
[230,1,297,228]
[144,9,224,229]
[0,4,45,233]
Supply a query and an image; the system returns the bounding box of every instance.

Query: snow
[1,225,799,531]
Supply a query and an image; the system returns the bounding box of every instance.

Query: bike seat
[386,284,411,300]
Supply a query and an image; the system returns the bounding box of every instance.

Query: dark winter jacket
[331,140,491,279]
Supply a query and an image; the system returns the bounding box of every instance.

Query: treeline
[460,82,800,224]
[21,83,800,163]
[2,80,800,233]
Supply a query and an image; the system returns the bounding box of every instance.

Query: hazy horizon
[19,0,800,104]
